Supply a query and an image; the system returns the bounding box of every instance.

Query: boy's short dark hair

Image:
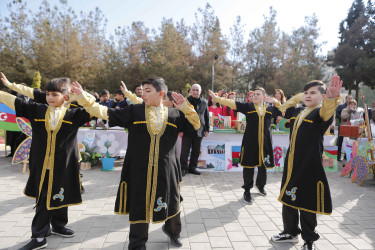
[45,78,71,95]
[253,87,266,95]
[142,77,168,96]
[166,91,174,101]
[304,80,326,94]
[135,83,142,89]
[115,89,124,97]
[100,89,110,97]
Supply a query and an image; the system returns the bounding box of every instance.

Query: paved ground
[1,148,375,250]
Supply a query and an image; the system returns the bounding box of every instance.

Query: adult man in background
[135,83,143,98]
[180,84,209,176]
[336,94,353,161]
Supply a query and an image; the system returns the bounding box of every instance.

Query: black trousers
[282,204,320,242]
[180,135,203,170]
[31,171,68,238]
[128,213,181,250]
[242,166,267,191]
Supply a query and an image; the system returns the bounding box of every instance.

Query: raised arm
[121,81,143,104]
[208,90,237,110]
[172,92,200,130]
[320,75,342,121]
[0,90,16,110]
[71,82,108,120]
[280,93,304,113]
[1,72,34,99]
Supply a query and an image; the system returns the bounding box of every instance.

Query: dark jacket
[182,96,209,137]
[336,103,347,123]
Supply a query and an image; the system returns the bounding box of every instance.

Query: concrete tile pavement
[1,152,375,250]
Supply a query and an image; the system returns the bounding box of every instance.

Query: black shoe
[162,225,183,247]
[7,153,14,157]
[301,241,315,250]
[256,185,267,196]
[271,231,299,243]
[51,227,75,238]
[243,191,253,204]
[18,238,47,250]
[188,168,201,175]
[81,185,85,194]
[337,157,342,162]
[182,169,187,177]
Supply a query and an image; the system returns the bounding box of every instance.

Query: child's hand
[0,72,10,86]
[71,82,84,95]
[120,81,128,94]
[171,92,185,109]
[326,75,343,99]
[208,90,217,102]
[264,97,275,103]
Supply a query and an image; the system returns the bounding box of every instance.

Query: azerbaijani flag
[0,103,28,131]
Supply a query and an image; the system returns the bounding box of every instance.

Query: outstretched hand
[171,92,185,109]
[326,75,342,99]
[208,89,217,102]
[120,81,128,94]
[264,97,275,103]
[71,82,84,95]
[0,72,10,86]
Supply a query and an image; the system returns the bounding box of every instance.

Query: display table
[77,128,128,157]
[77,128,338,172]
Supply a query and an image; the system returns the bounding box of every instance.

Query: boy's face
[46,91,68,107]
[135,86,143,97]
[163,96,174,107]
[142,84,163,106]
[115,93,124,101]
[252,90,265,104]
[303,86,325,108]
[101,94,109,102]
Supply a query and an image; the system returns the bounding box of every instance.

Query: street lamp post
[211,55,218,91]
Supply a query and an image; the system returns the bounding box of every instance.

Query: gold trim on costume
[166,122,177,128]
[279,199,331,215]
[134,121,148,125]
[317,181,324,213]
[118,181,127,214]
[62,120,72,124]
[303,119,313,123]
[247,111,257,114]
[34,119,45,122]
[265,111,273,115]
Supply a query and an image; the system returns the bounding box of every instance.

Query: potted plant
[79,142,101,170]
[100,139,115,171]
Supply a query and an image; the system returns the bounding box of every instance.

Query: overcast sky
[0,0,355,56]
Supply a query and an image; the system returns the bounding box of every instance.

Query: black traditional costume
[75,91,200,249]
[278,94,339,241]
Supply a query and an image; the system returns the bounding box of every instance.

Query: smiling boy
[271,76,342,250]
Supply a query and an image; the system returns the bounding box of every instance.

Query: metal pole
[211,60,215,91]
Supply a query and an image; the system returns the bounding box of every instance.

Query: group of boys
[0,71,342,250]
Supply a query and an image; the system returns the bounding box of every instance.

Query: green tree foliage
[0,0,327,98]
[334,0,375,101]
[31,70,41,88]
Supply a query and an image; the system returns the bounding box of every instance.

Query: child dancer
[209,88,282,204]
[271,76,342,250]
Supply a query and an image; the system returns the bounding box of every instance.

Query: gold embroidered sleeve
[75,91,109,120]
[0,91,16,110]
[280,92,303,113]
[179,99,201,130]
[320,97,341,122]
[124,90,143,104]
[273,99,282,112]
[4,82,34,99]
[214,96,237,110]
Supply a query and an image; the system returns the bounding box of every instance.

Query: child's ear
[321,93,326,101]
[64,93,70,101]
[159,90,165,98]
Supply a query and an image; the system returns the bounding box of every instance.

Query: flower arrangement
[104,139,112,158]
[80,142,102,165]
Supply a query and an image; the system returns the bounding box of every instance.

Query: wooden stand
[22,160,29,174]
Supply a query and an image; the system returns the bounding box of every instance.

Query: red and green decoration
[0,103,29,131]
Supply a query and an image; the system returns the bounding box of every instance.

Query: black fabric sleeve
[235,101,253,114]
[107,105,133,128]
[14,97,39,120]
[33,89,47,104]
[71,108,92,128]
